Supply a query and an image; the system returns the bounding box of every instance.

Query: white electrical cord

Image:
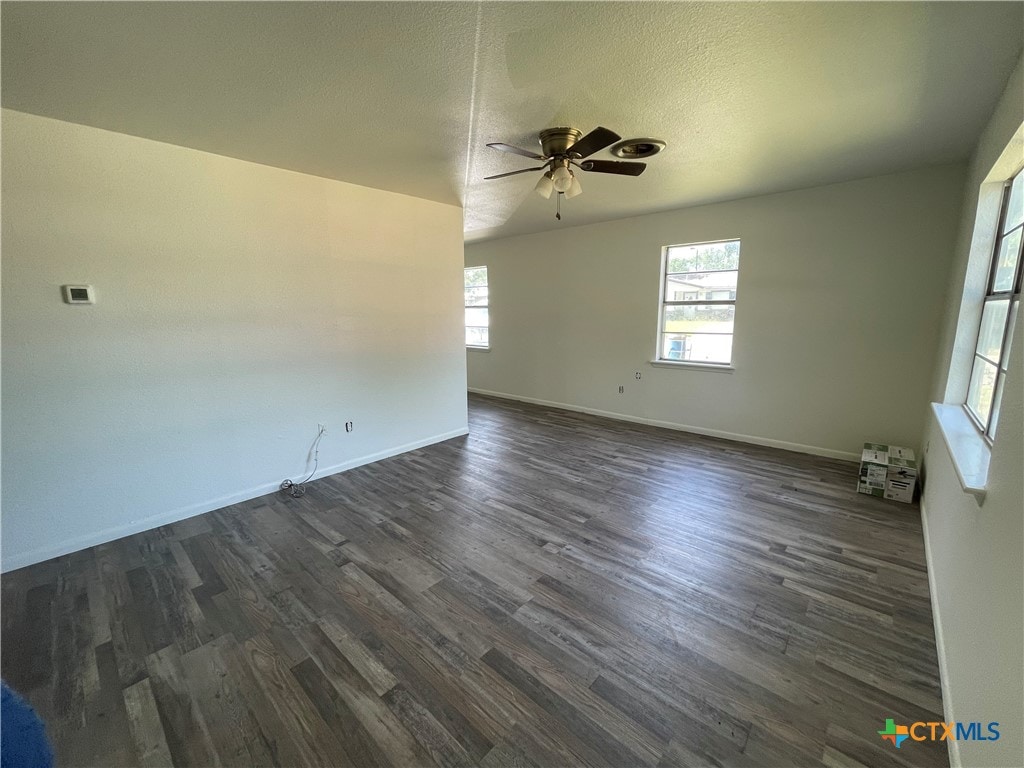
[280,425,326,498]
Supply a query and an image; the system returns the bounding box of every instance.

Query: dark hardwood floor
[1,393,948,767]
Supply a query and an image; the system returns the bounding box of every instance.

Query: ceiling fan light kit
[485,126,661,220]
[534,171,554,199]
[551,163,573,193]
[565,175,583,199]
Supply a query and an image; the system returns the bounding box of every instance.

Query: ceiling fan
[485,127,648,219]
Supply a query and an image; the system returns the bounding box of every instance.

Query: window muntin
[657,240,740,365]
[464,266,489,348]
[965,170,1023,438]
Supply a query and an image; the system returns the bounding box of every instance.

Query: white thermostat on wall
[62,285,95,304]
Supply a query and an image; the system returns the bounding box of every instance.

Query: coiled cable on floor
[280,425,326,498]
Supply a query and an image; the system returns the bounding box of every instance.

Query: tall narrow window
[966,169,1023,438]
[657,240,740,365]
[464,266,489,348]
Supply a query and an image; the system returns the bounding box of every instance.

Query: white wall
[466,164,966,459]
[1,109,467,571]
[921,56,1023,768]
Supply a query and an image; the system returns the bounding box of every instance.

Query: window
[657,240,740,365]
[464,266,489,348]
[966,170,1023,439]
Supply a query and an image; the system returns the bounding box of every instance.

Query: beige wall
[921,56,1023,768]
[466,163,966,459]
[1,109,467,570]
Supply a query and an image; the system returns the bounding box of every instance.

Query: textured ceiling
[2,2,1022,242]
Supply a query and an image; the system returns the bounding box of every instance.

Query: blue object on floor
[1,681,53,768]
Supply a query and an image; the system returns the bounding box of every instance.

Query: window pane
[465,286,488,306]
[663,304,734,334]
[966,357,998,426]
[666,241,740,273]
[661,333,733,364]
[465,307,488,327]
[1004,172,1024,234]
[1002,300,1019,371]
[670,289,700,301]
[976,299,1009,362]
[665,271,738,300]
[992,227,1022,292]
[466,327,488,346]
[989,373,1005,438]
[464,267,487,287]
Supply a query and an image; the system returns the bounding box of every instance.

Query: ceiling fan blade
[486,142,545,160]
[484,166,547,180]
[580,159,647,176]
[569,127,621,159]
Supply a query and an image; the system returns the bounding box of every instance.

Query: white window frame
[932,129,1023,500]
[654,239,740,368]
[965,168,1023,441]
[464,266,489,349]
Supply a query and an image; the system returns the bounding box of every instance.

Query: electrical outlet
[634,371,642,380]
[618,385,624,394]
[345,421,354,432]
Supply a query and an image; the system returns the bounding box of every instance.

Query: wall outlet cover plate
[62,284,95,304]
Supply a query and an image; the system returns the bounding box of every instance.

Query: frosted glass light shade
[565,175,583,199]
[534,173,554,199]
[551,165,573,192]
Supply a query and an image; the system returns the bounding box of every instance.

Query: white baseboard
[0,427,468,573]
[468,387,859,462]
[919,499,959,768]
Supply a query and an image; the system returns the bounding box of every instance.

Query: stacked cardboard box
[857,443,918,503]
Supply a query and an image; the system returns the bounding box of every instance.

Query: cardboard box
[884,456,919,503]
[857,443,918,503]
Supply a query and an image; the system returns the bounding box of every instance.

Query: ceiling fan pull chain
[556,192,561,220]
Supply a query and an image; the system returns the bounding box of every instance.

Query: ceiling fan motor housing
[539,127,583,158]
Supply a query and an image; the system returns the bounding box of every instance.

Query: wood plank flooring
[1,394,948,767]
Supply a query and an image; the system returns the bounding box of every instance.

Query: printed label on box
[862,449,888,465]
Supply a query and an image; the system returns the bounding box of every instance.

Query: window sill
[466,346,490,352]
[649,360,734,373]
[930,402,990,502]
